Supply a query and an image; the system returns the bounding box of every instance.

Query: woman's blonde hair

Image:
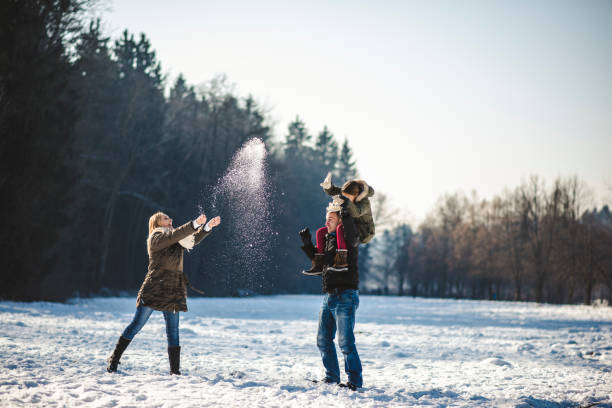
[148,212,166,234]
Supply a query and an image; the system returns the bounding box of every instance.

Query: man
[299,195,363,390]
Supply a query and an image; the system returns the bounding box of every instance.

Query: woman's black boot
[168,346,181,375]
[107,336,131,373]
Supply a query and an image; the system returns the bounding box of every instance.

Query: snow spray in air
[198,138,274,293]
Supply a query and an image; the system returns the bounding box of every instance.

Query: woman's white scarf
[147,227,195,255]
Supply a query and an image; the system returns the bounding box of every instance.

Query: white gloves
[193,219,213,231]
[320,172,332,190]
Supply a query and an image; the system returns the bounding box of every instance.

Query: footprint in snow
[482,357,512,367]
[181,328,197,336]
[517,343,535,353]
[230,370,246,379]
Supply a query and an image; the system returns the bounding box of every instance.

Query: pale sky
[101,0,612,222]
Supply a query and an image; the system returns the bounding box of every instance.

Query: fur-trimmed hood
[341,179,375,202]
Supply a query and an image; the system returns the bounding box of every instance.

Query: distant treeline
[1,1,611,304]
[368,178,612,304]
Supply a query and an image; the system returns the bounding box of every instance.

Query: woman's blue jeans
[316,289,362,387]
[121,306,180,347]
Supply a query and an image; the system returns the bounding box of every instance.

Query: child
[321,172,376,245]
[302,173,375,275]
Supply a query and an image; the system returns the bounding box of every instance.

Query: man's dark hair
[342,181,363,196]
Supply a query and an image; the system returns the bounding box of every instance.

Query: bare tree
[582,207,612,303]
[519,176,563,303]
[552,176,591,302]
[371,192,399,230]
[496,191,527,300]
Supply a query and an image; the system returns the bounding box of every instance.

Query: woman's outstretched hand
[196,214,207,226]
[207,216,221,229]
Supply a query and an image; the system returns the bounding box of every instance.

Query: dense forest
[1,0,611,304]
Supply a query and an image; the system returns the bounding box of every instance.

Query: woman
[106,211,221,375]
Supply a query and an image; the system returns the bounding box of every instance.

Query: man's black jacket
[301,210,360,293]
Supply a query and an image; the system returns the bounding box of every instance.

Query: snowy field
[1,295,611,408]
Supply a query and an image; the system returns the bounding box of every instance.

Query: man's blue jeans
[316,289,363,387]
[121,306,180,347]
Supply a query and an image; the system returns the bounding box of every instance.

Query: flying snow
[198,138,273,287]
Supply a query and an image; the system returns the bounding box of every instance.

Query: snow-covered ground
[1,295,611,407]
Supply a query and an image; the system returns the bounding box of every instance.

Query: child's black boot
[328,249,348,272]
[303,253,325,276]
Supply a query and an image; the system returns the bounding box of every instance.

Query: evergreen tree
[94,30,166,288]
[314,126,339,171]
[394,224,413,295]
[68,19,120,293]
[164,74,200,180]
[284,116,311,157]
[337,138,357,181]
[0,0,86,300]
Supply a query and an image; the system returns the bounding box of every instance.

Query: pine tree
[0,0,86,300]
[67,19,120,293]
[314,126,339,171]
[337,138,357,181]
[94,30,166,288]
[284,116,311,157]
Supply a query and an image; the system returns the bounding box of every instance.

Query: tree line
[365,177,612,305]
[2,1,610,304]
